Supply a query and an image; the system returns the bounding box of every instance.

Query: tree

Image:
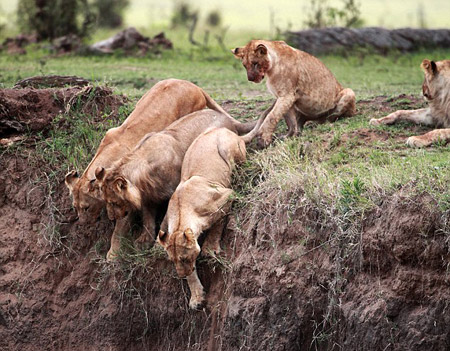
[17,0,95,40]
[92,0,130,29]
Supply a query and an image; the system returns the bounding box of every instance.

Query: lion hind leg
[186,268,205,309]
[406,128,450,147]
[334,88,356,118]
[370,108,434,126]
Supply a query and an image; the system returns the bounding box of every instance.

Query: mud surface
[0,95,449,351]
[0,86,126,138]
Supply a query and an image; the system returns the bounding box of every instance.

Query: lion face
[420,59,450,101]
[158,228,201,278]
[65,170,104,224]
[232,42,271,83]
[95,167,141,221]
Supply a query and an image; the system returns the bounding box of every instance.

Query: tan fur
[65,79,233,260]
[157,127,246,309]
[370,59,450,147]
[233,40,356,146]
[96,110,252,257]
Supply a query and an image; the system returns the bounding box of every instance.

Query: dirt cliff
[0,91,449,351]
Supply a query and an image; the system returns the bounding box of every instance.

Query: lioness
[65,79,235,260]
[370,59,450,147]
[233,40,356,147]
[95,110,254,259]
[157,127,246,309]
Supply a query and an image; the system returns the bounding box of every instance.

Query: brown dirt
[0,86,126,138]
[0,95,449,351]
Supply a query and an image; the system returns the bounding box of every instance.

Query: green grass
[1,43,449,255]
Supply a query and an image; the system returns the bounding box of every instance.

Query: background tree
[17,0,95,40]
[92,0,130,29]
[304,0,364,29]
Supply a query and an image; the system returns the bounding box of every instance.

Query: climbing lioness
[95,110,255,260]
[157,127,246,309]
[233,40,356,147]
[370,59,450,147]
[65,79,236,260]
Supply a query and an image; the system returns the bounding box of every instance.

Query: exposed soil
[0,95,449,351]
[0,85,126,138]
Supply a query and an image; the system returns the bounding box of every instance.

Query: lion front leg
[186,268,205,309]
[107,215,131,261]
[257,95,296,147]
[406,128,450,147]
[135,205,156,249]
[370,108,434,126]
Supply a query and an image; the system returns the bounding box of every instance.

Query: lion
[157,127,246,309]
[95,110,254,260]
[65,79,238,260]
[232,40,356,147]
[370,59,450,147]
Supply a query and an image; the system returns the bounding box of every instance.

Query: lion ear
[65,170,79,192]
[157,230,168,248]
[114,177,127,192]
[255,44,267,57]
[88,179,96,192]
[232,47,244,59]
[95,167,105,181]
[184,228,195,242]
[421,59,438,75]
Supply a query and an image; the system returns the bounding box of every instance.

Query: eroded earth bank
[0,87,449,351]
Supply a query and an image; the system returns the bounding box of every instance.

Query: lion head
[65,170,104,224]
[157,228,201,278]
[232,41,272,83]
[420,59,450,101]
[95,167,141,221]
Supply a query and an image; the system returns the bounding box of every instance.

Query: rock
[286,27,450,54]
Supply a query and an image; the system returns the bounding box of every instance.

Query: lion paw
[406,136,429,148]
[189,290,206,310]
[106,249,118,262]
[202,241,221,256]
[134,231,154,250]
[256,132,273,148]
[369,118,381,126]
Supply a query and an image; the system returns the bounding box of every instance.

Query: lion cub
[65,79,236,261]
[157,127,246,309]
[233,40,356,147]
[96,110,254,260]
[370,59,450,147]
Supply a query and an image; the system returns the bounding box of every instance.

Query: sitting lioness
[157,127,246,309]
[232,40,356,147]
[370,59,450,147]
[65,79,235,260]
[95,110,254,259]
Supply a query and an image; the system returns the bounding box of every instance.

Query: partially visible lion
[95,110,254,261]
[232,40,356,147]
[65,79,236,260]
[157,127,246,309]
[370,59,450,147]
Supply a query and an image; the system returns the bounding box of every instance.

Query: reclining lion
[370,59,450,147]
[95,110,255,259]
[232,40,356,147]
[157,127,246,309]
[65,79,235,260]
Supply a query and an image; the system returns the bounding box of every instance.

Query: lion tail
[202,89,257,136]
